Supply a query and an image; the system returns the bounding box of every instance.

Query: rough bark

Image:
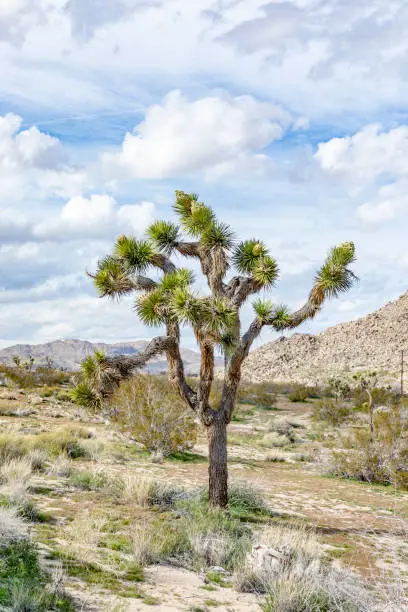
[207,417,228,508]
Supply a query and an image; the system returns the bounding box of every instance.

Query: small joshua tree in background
[78,191,357,507]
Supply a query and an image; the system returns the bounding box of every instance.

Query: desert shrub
[237,382,277,409]
[69,469,109,490]
[0,508,74,610]
[288,385,311,403]
[268,418,299,442]
[32,426,92,459]
[331,406,408,488]
[260,432,289,448]
[39,386,54,398]
[0,434,27,463]
[110,374,197,457]
[55,389,74,403]
[312,398,352,425]
[0,364,70,390]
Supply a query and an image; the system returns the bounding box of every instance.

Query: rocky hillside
[242,291,408,387]
[0,339,216,375]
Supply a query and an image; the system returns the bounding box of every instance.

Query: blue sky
[1,0,408,350]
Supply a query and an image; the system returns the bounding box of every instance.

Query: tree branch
[196,335,215,425]
[165,321,198,412]
[225,276,260,307]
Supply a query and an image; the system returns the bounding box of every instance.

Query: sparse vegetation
[288,385,312,403]
[313,398,352,425]
[0,508,74,610]
[110,374,197,457]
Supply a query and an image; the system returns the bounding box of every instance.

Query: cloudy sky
[1,0,408,350]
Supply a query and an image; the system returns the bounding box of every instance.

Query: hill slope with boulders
[242,291,408,387]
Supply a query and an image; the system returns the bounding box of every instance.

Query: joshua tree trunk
[207,418,228,508]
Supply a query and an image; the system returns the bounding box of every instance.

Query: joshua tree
[85,191,357,507]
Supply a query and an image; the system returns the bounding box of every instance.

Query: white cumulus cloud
[34,194,156,240]
[103,90,293,181]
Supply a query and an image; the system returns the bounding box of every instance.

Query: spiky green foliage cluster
[147,220,180,254]
[136,269,195,327]
[114,235,154,272]
[173,191,234,253]
[315,242,357,300]
[71,381,100,410]
[232,239,279,287]
[253,300,291,328]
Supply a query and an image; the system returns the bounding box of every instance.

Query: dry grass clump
[0,426,93,469]
[262,570,374,612]
[265,449,289,463]
[69,468,109,490]
[0,506,28,543]
[0,434,27,463]
[0,457,33,485]
[0,363,70,389]
[235,524,320,594]
[114,472,187,508]
[64,512,107,564]
[234,523,374,610]
[47,453,73,477]
[260,432,290,448]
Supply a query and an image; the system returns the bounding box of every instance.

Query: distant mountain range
[0,339,221,375]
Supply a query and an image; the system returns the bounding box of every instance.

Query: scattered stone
[242,290,408,387]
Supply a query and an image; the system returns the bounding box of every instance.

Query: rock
[245,545,283,578]
[241,291,408,387]
[27,395,45,406]
[208,566,230,576]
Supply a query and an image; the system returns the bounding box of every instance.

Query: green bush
[237,382,277,410]
[331,406,408,488]
[0,537,74,610]
[69,470,109,490]
[0,364,70,390]
[288,385,310,403]
[312,398,352,425]
[110,374,197,457]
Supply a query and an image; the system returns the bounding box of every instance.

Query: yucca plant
[81,190,357,507]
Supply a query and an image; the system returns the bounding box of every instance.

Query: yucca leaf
[182,203,215,237]
[232,239,268,274]
[71,381,101,409]
[114,236,154,272]
[147,220,180,254]
[171,288,205,326]
[253,298,274,321]
[272,305,292,330]
[93,257,134,298]
[200,221,235,250]
[173,191,199,218]
[160,268,195,292]
[136,290,167,327]
[252,256,279,288]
